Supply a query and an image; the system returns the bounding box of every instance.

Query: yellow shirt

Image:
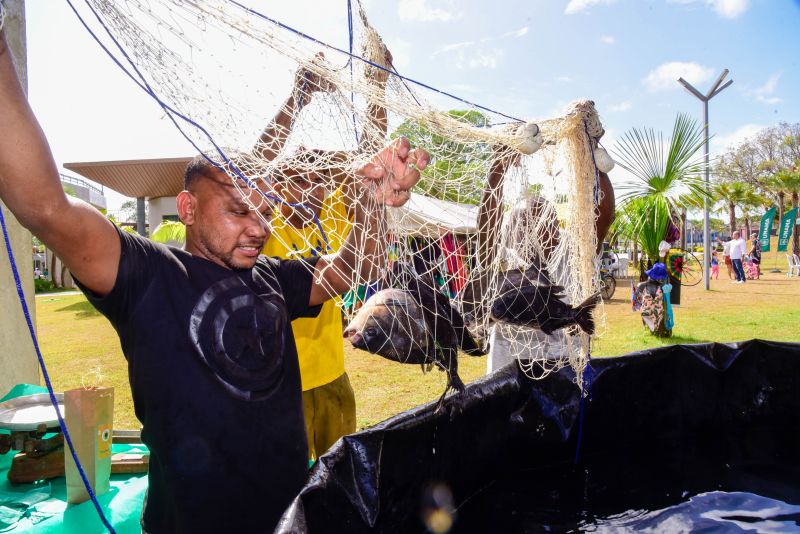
[262,189,351,391]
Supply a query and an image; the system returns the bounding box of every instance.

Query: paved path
[35,290,81,297]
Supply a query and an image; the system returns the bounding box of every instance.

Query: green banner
[777,207,798,252]
[759,206,776,252]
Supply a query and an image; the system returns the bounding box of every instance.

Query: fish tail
[448,371,466,393]
[434,370,466,414]
[574,293,601,335]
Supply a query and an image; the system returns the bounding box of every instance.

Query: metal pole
[678,70,732,291]
[703,100,710,290]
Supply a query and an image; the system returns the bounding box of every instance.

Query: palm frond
[151,220,186,245]
[612,113,708,261]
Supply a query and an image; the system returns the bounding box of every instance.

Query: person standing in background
[720,232,747,283]
[720,236,733,280]
[749,232,761,279]
[256,47,392,459]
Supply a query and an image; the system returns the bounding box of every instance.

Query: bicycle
[599,267,616,300]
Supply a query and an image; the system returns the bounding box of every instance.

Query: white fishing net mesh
[78,0,607,382]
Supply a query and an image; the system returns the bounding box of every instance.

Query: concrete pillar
[136,197,147,236]
[0,0,40,395]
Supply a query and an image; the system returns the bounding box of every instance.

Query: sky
[22,0,800,216]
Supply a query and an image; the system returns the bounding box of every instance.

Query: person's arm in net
[476,147,518,269]
[0,31,120,296]
[308,138,429,306]
[254,52,335,162]
[326,43,394,205]
[595,171,615,253]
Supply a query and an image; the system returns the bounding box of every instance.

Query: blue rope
[228,0,525,123]
[391,63,423,108]
[0,207,116,533]
[66,0,330,249]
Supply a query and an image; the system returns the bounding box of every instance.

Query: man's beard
[198,234,260,271]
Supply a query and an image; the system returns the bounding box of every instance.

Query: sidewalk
[35,290,81,298]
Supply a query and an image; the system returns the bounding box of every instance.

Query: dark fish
[343,265,483,409]
[490,265,600,335]
[460,255,554,329]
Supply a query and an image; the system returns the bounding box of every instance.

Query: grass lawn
[31,266,800,431]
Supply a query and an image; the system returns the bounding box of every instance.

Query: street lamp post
[678,70,733,291]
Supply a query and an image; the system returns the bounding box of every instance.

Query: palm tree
[612,113,707,263]
[739,190,769,238]
[712,182,750,235]
[150,220,186,246]
[769,166,800,254]
[762,162,786,221]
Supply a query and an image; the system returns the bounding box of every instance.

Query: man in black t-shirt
[0,30,428,533]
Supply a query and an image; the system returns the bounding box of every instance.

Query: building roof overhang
[64,157,191,199]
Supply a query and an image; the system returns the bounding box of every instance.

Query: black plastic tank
[278,340,800,533]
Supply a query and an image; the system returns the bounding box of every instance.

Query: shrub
[34,278,56,293]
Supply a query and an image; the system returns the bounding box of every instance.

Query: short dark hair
[271,148,330,184]
[184,156,220,190]
[184,151,256,190]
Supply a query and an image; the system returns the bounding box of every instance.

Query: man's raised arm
[253,53,335,163]
[308,137,429,306]
[0,31,120,296]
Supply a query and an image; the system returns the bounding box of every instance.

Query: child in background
[711,250,719,280]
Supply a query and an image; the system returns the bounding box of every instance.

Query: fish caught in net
[71,0,614,398]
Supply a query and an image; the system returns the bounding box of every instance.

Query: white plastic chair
[614,257,629,278]
[787,254,800,277]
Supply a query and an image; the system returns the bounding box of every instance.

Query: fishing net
[71,0,608,383]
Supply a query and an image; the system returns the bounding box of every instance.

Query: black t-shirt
[752,239,762,261]
[77,228,321,532]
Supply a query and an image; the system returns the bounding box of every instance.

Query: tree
[119,199,139,223]
[150,220,186,246]
[739,189,769,238]
[769,166,800,254]
[612,113,707,263]
[712,182,750,235]
[391,109,491,205]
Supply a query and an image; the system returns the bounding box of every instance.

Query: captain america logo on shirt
[189,276,287,401]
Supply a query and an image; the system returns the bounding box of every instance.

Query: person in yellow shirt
[257,47,392,458]
[263,162,355,458]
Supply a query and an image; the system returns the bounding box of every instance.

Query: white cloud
[564,0,616,15]
[607,100,632,113]
[398,0,459,22]
[388,39,412,70]
[711,123,765,154]
[502,27,529,38]
[431,26,524,70]
[467,49,504,69]
[667,0,750,19]
[555,75,572,82]
[600,35,616,44]
[710,0,749,18]
[448,83,478,93]
[433,41,474,55]
[644,61,714,92]
[750,72,782,105]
